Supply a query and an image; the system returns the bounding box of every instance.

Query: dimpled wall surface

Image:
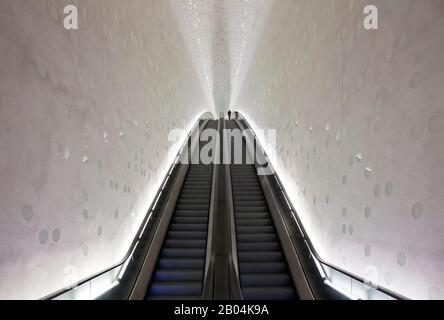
[0,0,209,299]
[236,0,444,300]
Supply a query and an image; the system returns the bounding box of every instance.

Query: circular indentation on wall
[342,174,347,186]
[341,224,347,234]
[373,119,381,134]
[384,272,392,285]
[313,197,316,206]
[97,225,103,236]
[82,209,89,220]
[429,112,443,134]
[348,155,354,166]
[21,205,34,222]
[326,194,330,204]
[82,244,89,256]
[373,184,381,197]
[365,244,371,257]
[82,190,88,202]
[36,62,48,80]
[410,71,425,89]
[342,207,347,218]
[397,252,407,267]
[52,228,61,242]
[39,230,48,245]
[412,202,423,220]
[348,225,354,235]
[114,210,119,220]
[429,286,442,300]
[385,182,394,196]
[385,44,395,63]
[324,136,330,148]
[365,206,372,218]
[128,162,131,169]
[364,167,372,179]
[62,146,70,160]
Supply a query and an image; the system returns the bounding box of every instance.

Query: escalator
[147,120,218,300]
[51,114,391,301]
[226,120,298,300]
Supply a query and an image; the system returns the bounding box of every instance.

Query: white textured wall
[0,0,209,299]
[237,0,444,300]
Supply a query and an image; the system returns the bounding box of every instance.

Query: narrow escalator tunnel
[1,0,443,303]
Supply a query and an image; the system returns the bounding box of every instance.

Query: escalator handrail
[44,112,215,300]
[232,113,405,300]
[201,119,221,298]
[222,119,244,300]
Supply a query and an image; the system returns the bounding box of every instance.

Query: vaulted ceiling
[171,0,273,112]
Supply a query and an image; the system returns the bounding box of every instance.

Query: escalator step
[164,239,206,249]
[235,207,268,212]
[238,251,284,262]
[153,270,204,282]
[237,233,277,242]
[161,248,206,258]
[236,226,275,234]
[242,287,295,300]
[150,282,203,297]
[167,231,207,240]
[236,212,271,219]
[236,219,273,227]
[176,204,210,211]
[239,262,288,274]
[170,223,208,232]
[172,217,208,224]
[158,258,205,270]
[238,242,281,251]
[241,274,293,287]
[174,210,209,217]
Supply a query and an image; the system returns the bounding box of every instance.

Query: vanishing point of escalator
[147,121,217,300]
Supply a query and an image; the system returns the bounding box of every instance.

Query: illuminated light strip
[162,176,170,190]
[139,212,154,239]
[89,281,120,300]
[151,193,162,211]
[313,257,327,279]
[117,241,139,281]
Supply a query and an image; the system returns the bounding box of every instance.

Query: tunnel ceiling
[170,0,273,112]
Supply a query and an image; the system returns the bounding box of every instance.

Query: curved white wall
[237,0,444,300]
[0,0,209,299]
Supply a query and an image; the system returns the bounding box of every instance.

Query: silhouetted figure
[228,110,232,120]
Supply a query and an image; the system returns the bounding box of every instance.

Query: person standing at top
[227,110,232,120]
